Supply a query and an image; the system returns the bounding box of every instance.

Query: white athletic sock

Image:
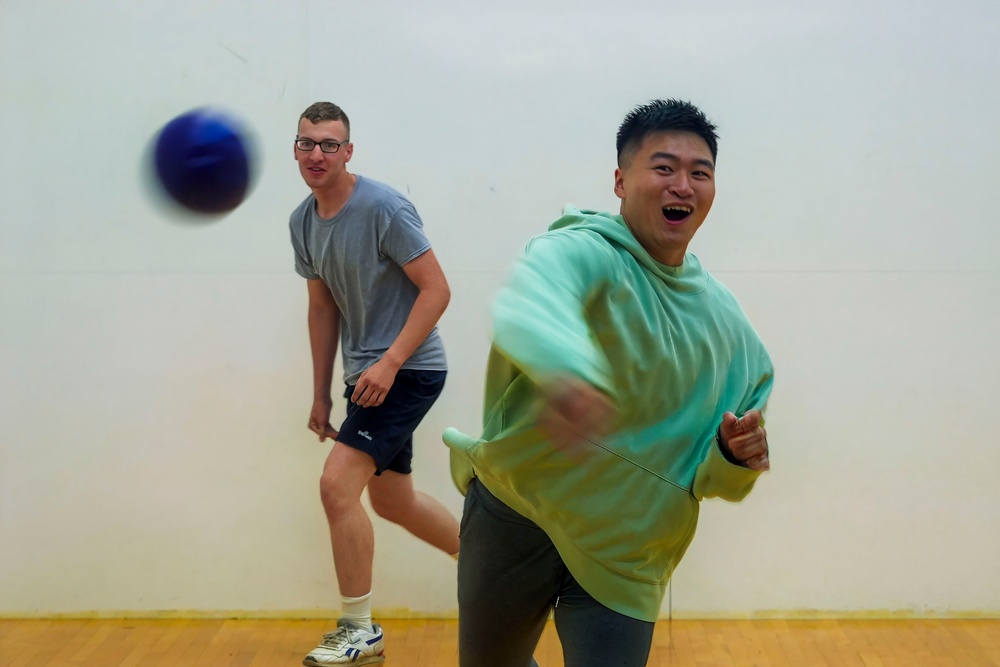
[340,592,374,632]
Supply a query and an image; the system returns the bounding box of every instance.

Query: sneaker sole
[302,656,385,666]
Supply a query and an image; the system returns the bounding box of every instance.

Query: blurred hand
[539,377,617,459]
[718,409,769,471]
[308,398,339,442]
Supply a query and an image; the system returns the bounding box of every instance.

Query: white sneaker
[303,620,385,665]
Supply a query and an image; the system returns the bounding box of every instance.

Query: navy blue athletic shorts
[336,369,446,476]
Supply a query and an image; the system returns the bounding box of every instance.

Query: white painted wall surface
[1,0,998,617]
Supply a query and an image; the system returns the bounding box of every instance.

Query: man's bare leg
[367,470,460,555]
[319,442,378,597]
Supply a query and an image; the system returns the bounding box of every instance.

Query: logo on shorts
[357,430,373,441]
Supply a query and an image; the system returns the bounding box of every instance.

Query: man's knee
[319,471,353,512]
[319,445,373,512]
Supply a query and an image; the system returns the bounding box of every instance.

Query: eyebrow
[649,151,715,171]
[298,135,348,143]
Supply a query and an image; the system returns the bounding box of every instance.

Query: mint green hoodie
[443,207,774,622]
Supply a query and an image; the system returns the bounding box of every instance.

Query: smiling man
[289,102,460,666]
[444,99,775,666]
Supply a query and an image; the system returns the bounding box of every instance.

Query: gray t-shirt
[290,175,447,384]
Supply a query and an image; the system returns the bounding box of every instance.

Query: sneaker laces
[319,626,358,649]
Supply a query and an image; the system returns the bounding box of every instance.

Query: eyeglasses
[295,138,347,154]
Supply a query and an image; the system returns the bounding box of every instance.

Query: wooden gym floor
[2,617,998,666]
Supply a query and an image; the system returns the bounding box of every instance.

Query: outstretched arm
[492,233,615,395]
[350,249,450,408]
[491,232,619,450]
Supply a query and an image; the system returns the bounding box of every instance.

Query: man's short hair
[299,102,351,140]
[616,99,718,166]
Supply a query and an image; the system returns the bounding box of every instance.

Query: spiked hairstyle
[616,99,718,166]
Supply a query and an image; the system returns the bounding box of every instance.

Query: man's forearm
[382,285,449,369]
[308,306,339,400]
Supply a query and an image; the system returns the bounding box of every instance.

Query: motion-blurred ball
[153,108,254,215]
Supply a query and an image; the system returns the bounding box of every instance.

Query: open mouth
[662,206,693,222]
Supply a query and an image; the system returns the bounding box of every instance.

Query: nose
[668,173,694,197]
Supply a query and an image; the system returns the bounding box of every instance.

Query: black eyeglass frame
[294,137,348,154]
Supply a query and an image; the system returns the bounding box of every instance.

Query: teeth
[664,206,692,212]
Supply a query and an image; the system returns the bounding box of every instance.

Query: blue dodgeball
[154,108,252,214]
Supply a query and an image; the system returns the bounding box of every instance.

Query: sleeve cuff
[693,439,763,502]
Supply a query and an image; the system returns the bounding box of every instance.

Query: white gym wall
[1,0,997,618]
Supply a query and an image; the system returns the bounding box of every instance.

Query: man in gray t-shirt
[290,175,448,384]
[289,101,460,667]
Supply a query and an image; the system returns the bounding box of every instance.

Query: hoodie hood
[548,205,708,293]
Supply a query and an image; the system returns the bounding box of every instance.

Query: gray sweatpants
[457,478,655,667]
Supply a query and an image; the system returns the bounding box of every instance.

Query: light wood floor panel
[1,619,998,666]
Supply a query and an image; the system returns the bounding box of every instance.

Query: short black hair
[616,99,718,166]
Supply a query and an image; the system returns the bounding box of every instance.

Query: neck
[313,172,357,218]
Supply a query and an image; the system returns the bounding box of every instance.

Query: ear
[343,142,354,164]
[613,167,625,200]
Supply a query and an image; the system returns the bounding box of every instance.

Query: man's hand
[718,410,769,471]
[350,357,400,408]
[539,377,616,459]
[308,398,339,442]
